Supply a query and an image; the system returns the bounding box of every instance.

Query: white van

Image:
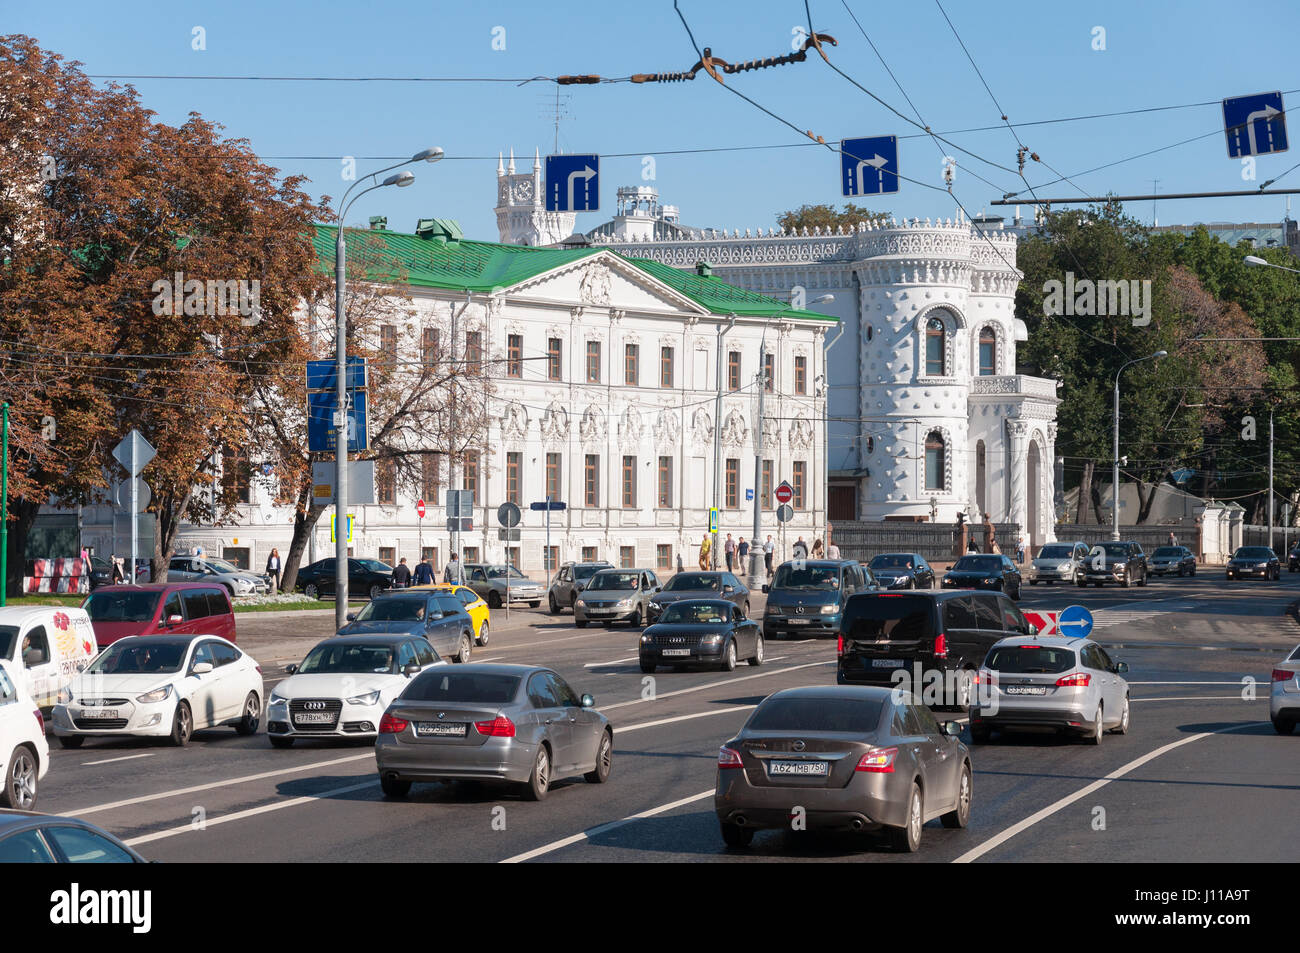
[0,607,96,711]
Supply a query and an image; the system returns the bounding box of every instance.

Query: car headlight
[765,604,778,615]
[640,634,652,644]
[616,598,633,608]
[575,598,587,608]
[649,601,662,611]
[346,690,381,706]
[136,685,173,704]
[269,690,288,705]
[820,605,838,614]
[1256,562,1270,569]
[702,634,723,645]
[983,577,999,584]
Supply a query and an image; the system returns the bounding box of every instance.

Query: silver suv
[970,635,1130,744]
[463,564,545,609]
[547,561,614,614]
[574,568,662,628]
[1028,541,1090,586]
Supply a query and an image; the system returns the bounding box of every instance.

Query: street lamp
[1112,350,1166,541]
[331,148,439,629]
[1244,254,1300,275]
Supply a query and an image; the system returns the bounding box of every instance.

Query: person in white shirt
[763,536,775,579]
[827,541,841,559]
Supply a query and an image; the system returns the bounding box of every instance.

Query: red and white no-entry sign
[774,480,794,505]
[415,499,426,519]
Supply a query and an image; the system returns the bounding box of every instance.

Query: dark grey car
[338,591,477,663]
[646,571,750,624]
[547,561,614,614]
[375,663,613,801]
[715,686,971,852]
[0,809,148,862]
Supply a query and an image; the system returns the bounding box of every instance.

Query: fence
[1051,525,1189,553]
[831,522,1021,564]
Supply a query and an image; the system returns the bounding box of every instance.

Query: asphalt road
[35,571,1300,863]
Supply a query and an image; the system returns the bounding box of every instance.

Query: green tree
[777,203,889,233]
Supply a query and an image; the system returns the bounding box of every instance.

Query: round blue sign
[1057,604,1094,639]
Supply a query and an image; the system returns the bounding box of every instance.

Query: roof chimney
[695,260,713,277]
[369,215,387,230]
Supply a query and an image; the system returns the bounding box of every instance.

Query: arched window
[925,431,945,491]
[978,327,997,376]
[925,318,946,376]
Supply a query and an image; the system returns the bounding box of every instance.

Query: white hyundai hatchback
[51,634,264,747]
[1270,644,1300,734]
[0,661,49,810]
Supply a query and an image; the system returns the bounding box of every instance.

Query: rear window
[747,696,884,733]
[844,595,937,641]
[85,590,161,623]
[985,645,1077,674]
[402,671,520,704]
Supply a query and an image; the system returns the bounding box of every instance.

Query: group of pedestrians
[390,553,468,587]
[696,533,841,580]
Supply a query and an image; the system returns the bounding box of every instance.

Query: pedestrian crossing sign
[709,508,719,533]
[330,514,354,543]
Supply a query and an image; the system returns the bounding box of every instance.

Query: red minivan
[82,583,237,648]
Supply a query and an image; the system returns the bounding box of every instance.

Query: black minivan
[836,590,1036,706]
[762,559,876,640]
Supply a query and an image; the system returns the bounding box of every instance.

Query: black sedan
[715,686,971,852]
[941,555,1022,600]
[639,600,763,673]
[296,557,394,600]
[1148,546,1196,576]
[0,809,147,862]
[1226,546,1281,581]
[1288,543,1299,573]
[866,553,935,590]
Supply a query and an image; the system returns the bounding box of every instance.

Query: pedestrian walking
[265,548,282,591]
[676,550,684,574]
[811,538,825,559]
[990,537,1003,555]
[763,535,775,579]
[413,556,435,586]
[793,536,808,560]
[1168,530,1178,547]
[111,554,125,584]
[698,534,712,571]
[967,539,980,554]
[392,557,412,589]
[1015,536,1026,565]
[724,534,736,572]
[737,537,750,569]
[444,553,463,585]
[827,540,841,559]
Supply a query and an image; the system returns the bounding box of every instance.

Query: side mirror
[285,663,298,675]
[191,661,213,675]
[1027,624,1039,636]
[944,721,962,737]
[345,612,357,622]
[761,585,770,593]
[580,693,595,709]
[723,585,735,593]
[1114,661,1129,674]
[166,614,183,626]
[428,611,444,621]
[403,664,422,677]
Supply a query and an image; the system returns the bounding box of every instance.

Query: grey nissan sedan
[375,663,613,801]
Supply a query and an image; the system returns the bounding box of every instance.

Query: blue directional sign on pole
[1057,604,1094,640]
[306,356,366,392]
[1171,467,1195,485]
[544,154,599,212]
[307,390,367,453]
[1223,92,1288,158]
[529,500,568,511]
[841,136,899,196]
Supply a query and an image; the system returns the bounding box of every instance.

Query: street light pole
[749,342,766,587]
[1112,350,1167,541]
[1269,405,1275,554]
[712,314,736,569]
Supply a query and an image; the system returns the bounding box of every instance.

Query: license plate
[293,712,335,724]
[1005,686,1048,695]
[80,709,118,719]
[662,648,691,656]
[788,618,810,625]
[415,721,467,737]
[769,760,829,776]
[872,659,905,668]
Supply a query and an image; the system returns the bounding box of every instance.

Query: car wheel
[1272,716,1295,735]
[488,592,502,609]
[1011,582,1022,600]
[476,621,490,647]
[955,669,975,709]
[523,744,550,801]
[721,641,737,672]
[906,578,914,589]
[369,584,383,600]
[1111,695,1130,735]
[639,659,656,674]
[57,735,85,749]
[269,736,294,749]
[628,609,642,627]
[1191,565,1196,576]
[0,744,39,810]
[380,775,411,798]
[748,635,765,667]
[235,692,261,736]
[720,822,754,848]
[888,783,923,852]
[548,594,559,615]
[169,701,193,747]
[575,620,588,629]
[584,730,613,783]
[455,633,472,664]
[304,583,319,600]
[1121,574,1131,588]
[940,762,972,829]
[1084,704,1103,745]
[1137,570,1147,587]
[1076,575,1086,588]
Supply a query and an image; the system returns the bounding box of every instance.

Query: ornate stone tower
[494,148,575,246]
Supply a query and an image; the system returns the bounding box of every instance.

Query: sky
[9,0,1300,240]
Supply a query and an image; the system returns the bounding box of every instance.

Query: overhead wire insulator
[555,75,601,85]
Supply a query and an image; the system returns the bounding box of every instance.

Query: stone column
[1006,418,1030,538]
[1042,423,1059,544]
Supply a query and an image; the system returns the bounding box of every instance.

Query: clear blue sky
[12,0,1300,239]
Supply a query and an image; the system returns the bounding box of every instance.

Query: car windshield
[358,560,391,572]
[869,555,914,570]
[1152,547,1182,557]
[402,671,520,704]
[747,697,884,733]
[299,642,396,674]
[1235,548,1275,559]
[0,626,19,660]
[663,573,721,592]
[485,565,526,580]
[574,564,610,581]
[354,599,426,622]
[587,572,638,590]
[207,558,241,573]
[772,565,839,590]
[985,645,1077,674]
[660,603,730,624]
[1036,545,1074,559]
[84,590,161,623]
[88,640,187,674]
[1090,543,1130,558]
[952,556,1001,572]
[845,595,935,641]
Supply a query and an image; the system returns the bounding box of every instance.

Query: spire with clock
[494,147,576,247]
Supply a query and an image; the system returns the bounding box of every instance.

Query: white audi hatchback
[0,661,48,810]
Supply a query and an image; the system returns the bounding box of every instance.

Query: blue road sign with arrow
[1223,92,1288,158]
[841,136,899,196]
[306,356,366,392]
[1058,604,1094,640]
[545,154,599,212]
[1171,467,1195,485]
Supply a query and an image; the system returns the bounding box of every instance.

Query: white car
[51,634,264,747]
[0,661,49,811]
[266,634,446,748]
[1271,644,1300,735]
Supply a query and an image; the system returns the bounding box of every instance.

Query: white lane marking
[66,752,374,816]
[80,753,156,767]
[952,722,1260,864]
[600,661,832,711]
[618,706,755,734]
[474,656,504,662]
[585,656,638,668]
[501,788,715,863]
[124,780,375,847]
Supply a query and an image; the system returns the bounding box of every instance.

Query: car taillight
[1272,668,1297,682]
[718,746,744,768]
[378,713,408,733]
[855,747,897,772]
[33,709,43,733]
[1056,672,1091,687]
[837,634,843,655]
[934,633,947,658]
[474,716,516,737]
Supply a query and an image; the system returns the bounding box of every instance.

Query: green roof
[312,224,835,323]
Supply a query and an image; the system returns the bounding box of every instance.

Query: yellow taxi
[409,583,491,646]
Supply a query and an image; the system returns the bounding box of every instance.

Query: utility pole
[748,344,766,587]
[712,315,736,569]
[1269,405,1275,554]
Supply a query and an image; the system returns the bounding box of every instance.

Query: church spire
[533,147,541,172]
[497,152,505,176]
[508,148,516,174]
